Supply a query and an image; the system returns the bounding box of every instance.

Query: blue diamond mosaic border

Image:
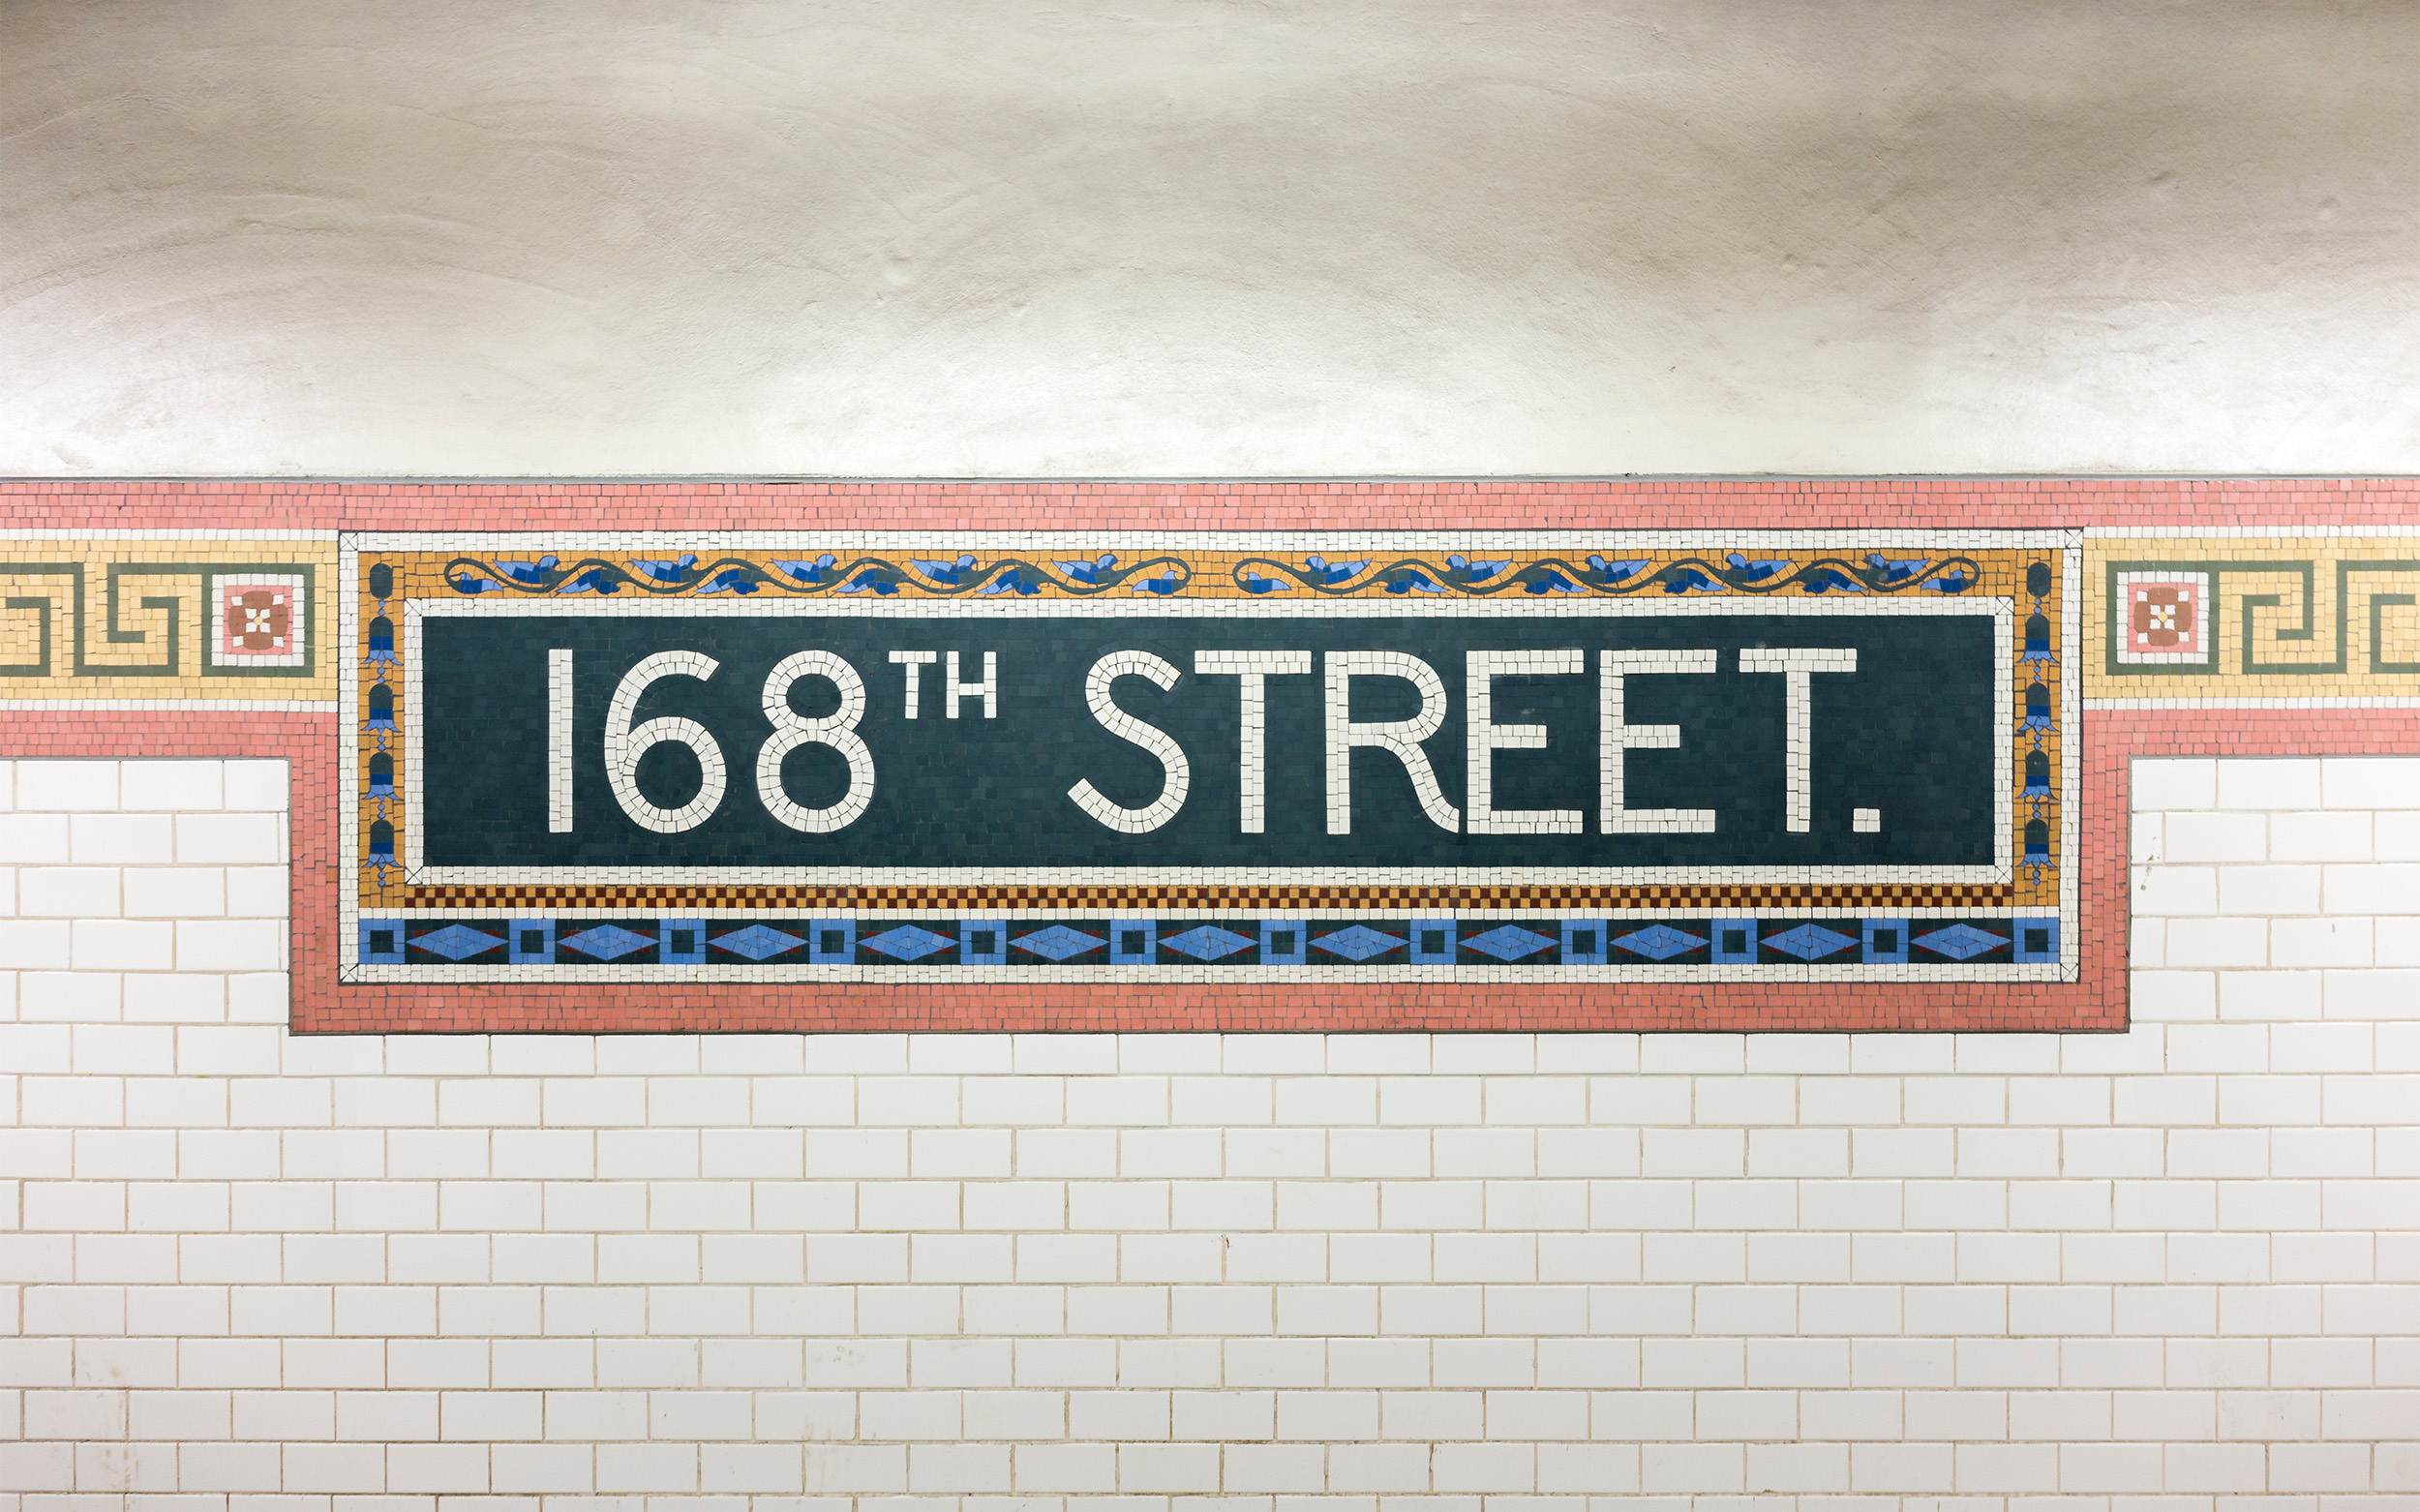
[354,917,2056,971]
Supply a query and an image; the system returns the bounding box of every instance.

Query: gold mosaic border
[356,544,2063,916]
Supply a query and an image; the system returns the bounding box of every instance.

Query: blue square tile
[1259,920,1307,965]
[359,918,406,964]
[507,920,555,963]
[1861,919,1910,964]
[659,919,707,965]
[2014,918,2060,963]
[1711,920,1757,964]
[808,920,855,964]
[1109,919,1156,965]
[1560,920,1607,965]
[960,920,1009,967]
[1409,919,1456,965]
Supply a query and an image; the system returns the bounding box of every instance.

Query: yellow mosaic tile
[0,538,336,700]
[2085,536,2420,699]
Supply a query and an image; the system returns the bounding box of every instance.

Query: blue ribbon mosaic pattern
[437,550,1985,603]
[356,917,2062,969]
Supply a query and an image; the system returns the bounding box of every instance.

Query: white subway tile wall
[0,756,2416,1510]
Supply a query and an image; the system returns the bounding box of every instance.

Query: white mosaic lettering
[603,650,727,834]
[946,650,998,719]
[758,650,875,834]
[547,647,573,833]
[887,649,937,718]
[1069,650,1192,833]
[1739,645,1859,832]
[1195,649,1313,833]
[1326,650,1459,835]
[1466,649,1585,835]
[1599,649,1718,834]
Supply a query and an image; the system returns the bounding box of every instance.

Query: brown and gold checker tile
[404,882,2016,913]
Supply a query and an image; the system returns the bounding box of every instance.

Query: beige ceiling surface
[4,1,2414,476]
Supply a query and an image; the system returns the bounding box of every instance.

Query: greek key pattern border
[0,559,319,680]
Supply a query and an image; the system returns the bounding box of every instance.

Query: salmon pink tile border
[8,478,2419,1033]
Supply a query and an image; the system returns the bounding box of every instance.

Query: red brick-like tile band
[12,478,2414,1031]
[9,476,2420,532]
[6,706,2393,1034]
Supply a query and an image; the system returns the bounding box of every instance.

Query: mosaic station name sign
[347,533,2075,984]
[423,613,1996,868]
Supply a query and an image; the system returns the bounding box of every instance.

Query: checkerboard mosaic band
[9,477,2420,1030]
[401,881,2018,912]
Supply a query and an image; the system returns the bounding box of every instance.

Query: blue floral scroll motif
[1232,552,1984,599]
[975,567,1044,597]
[443,551,1192,600]
[632,554,699,587]
[837,566,904,595]
[1053,554,1119,586]
[1507,565,1586,594]
[913,554,980,587]
[693,565,765,594]
[772,555,838,585]
[1661,565,1726,593]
